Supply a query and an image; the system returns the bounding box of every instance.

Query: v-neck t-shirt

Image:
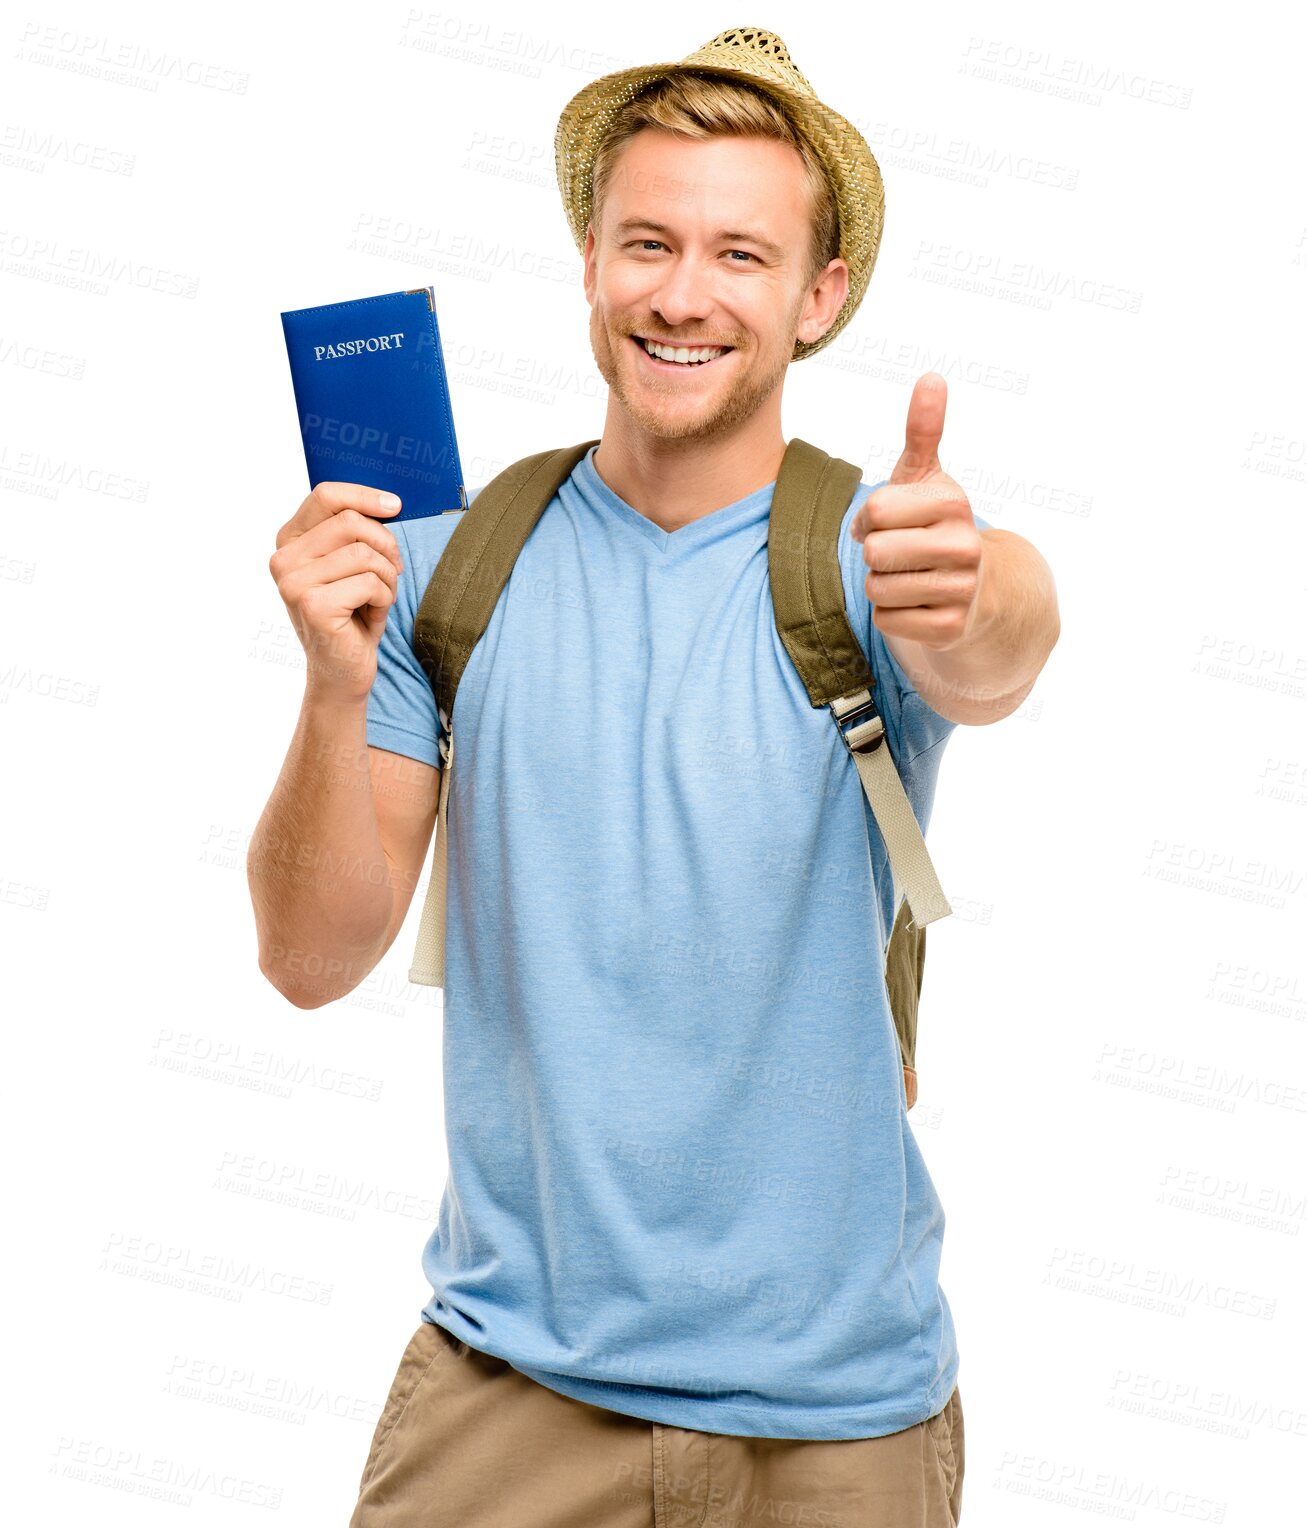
[365,442,990,1439]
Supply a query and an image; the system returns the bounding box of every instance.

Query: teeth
[640,337,728,365]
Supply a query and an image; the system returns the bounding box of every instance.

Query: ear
[582,223,597,304]
[797,256,848,346]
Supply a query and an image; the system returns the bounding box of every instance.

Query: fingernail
[377,491,402,511]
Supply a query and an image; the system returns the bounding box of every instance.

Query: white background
[4,0,1305,1522]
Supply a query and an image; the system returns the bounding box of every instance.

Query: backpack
[403,437,951,1110]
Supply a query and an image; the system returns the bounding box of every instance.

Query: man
[249,26,1058,1528]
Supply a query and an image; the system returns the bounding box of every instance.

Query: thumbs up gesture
[850,373,984,651]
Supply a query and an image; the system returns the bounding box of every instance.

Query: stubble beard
[590,304,800,445]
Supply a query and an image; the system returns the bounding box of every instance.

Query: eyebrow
[612,217,785,261]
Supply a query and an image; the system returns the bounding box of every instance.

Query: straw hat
[554,25,884,361]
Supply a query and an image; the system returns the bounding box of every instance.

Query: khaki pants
[349,1318,964,1527]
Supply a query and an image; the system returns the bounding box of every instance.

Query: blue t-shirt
[367,443,989,1440]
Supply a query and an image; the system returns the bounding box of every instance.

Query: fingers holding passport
[280,480,404,540]
[268,482,408,704]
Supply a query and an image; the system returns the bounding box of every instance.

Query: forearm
[886,528,1060,724]
[247,690,395,1007]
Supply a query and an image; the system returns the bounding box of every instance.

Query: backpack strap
[768,437,948,1109]
[412,440,601,732]
[407,440,599,986]
[768,437,951,933]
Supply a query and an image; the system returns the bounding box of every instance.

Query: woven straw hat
[554,25,884,361]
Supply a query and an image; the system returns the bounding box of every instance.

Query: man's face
[582,129,847,444]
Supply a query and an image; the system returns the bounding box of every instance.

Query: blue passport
[280,285,466,524]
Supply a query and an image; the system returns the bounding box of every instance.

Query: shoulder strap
[767,437,875,701]
[770,437,948,1112]
[407,439,598,988]
[412,440,600,735]
[769,437,951,931]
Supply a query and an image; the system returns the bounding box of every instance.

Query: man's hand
[850,372,984,651]
[268,482,405,706]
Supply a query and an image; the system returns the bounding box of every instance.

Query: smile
[631,334,734,371]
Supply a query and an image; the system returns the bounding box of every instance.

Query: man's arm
[880,526,1060,726]
[247,695,440,1009]
[247,479,440,1009]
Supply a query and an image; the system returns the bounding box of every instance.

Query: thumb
[889,372,947,484]
[359,597,391,646]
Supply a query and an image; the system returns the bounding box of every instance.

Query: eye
[726,250,757,263]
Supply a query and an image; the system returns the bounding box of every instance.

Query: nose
[648,254,715,334]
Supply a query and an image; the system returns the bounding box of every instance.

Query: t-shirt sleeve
[365,518,445,770]
[839,480,994,765]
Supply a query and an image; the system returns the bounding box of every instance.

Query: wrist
[302,679,371,718]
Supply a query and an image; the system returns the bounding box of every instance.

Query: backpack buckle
[831,689,885,754]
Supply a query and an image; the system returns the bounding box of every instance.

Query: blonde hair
[589,72,840,293]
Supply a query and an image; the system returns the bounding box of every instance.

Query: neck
[591,404,786,533]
